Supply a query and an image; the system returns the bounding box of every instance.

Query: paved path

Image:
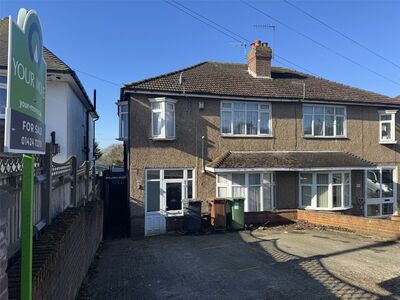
[79,229,400,299]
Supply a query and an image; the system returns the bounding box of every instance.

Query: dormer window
[117,101,128,140]
[150,97,177,140]
[378,110,397,144]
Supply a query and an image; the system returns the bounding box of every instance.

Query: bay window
[303,105,346,137]
[378,110,397,144]
[221,101,271,136]
[216,173,275,212]
[117,101,128,140]
[150,97,177,140]
[299,172,351,210]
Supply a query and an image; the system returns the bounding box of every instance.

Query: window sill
[302,135,348,140]
[302,206,352,211]
[149,136,176,141]
[379,140,397,145]
[221,134,273,138]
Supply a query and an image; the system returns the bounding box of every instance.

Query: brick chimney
[247,40,272,78]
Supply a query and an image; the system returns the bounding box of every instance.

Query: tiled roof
[125,61,400,106]
[207,151,375,170]
[0,18,96,114]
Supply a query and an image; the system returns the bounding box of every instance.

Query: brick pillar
[0,216,8,300]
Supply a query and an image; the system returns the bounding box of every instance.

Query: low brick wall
[245,210,297,226]
[297,210,400,239]
[7,200,103,300]
[0,216,7,300]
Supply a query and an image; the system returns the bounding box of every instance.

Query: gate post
[85,161,90,205]
[42,142,53,224]
[70,156,77,207]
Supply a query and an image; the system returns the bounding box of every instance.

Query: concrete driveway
[79,227,400,299]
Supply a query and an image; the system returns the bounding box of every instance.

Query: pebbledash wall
[7,200,103,300]
[128,93,400,235]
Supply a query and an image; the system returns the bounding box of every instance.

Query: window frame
[117,101,128,140]
[149,97,177,140]
[378,110,397,144]
[299,171,352,210]
[220,101,272,137]
[302,104,347,138]
[364,167,397,217]
[0,76,7,119]
[216,172,275,212]
[145,168,195,217]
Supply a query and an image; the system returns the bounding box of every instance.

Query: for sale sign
[4,9,46,154]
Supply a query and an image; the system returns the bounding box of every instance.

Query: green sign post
[5,8,46,300]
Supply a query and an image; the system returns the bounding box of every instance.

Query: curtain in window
[248,186,261,211]
[221,111,232,134]
[263,173,273,210]
[260,112,270,134]
[233,111,246,134]
[246,111,258,135]
[317,186,329,207]
[152,111,162,136]
[166,109,174,137]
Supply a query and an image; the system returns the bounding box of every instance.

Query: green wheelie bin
[227,197,245,230]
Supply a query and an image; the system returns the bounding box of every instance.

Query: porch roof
[206,151,376,172]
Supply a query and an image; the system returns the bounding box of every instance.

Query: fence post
[85,161,90,206]
[91,166,96,201]
[70,156,77,207]
[42,143,53,224]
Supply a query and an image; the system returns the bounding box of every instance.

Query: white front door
[365,168,396,217]
[145,169,194,236]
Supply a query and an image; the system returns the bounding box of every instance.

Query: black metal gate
[102,170,129,238]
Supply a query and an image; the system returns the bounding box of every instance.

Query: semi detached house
[119,40,400,236]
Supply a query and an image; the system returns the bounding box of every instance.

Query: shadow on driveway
[78,229,400,299]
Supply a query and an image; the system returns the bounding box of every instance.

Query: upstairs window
[150,97,177,140]
[221,101,271,136]
[378,110,397,144]
[117,101,128,140]
[303,105,346,138]
[0,76,6,119]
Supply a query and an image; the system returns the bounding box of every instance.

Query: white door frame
[364,167,397,217]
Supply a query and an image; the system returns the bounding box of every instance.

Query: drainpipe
[92,89,99,167]
[201,136,205,173]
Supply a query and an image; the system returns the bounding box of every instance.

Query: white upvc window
[378,110,397,144]
[150,97,177,140]
[299,171,351,210]
[117,101,128,140]
[0,76,6,119]
[220,101,272,137]
[216,172,275,212]
[303,104,346,138]
[365,167,397,217]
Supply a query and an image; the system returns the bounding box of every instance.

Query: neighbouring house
[0,17,98,164]
[119,39,400,236]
